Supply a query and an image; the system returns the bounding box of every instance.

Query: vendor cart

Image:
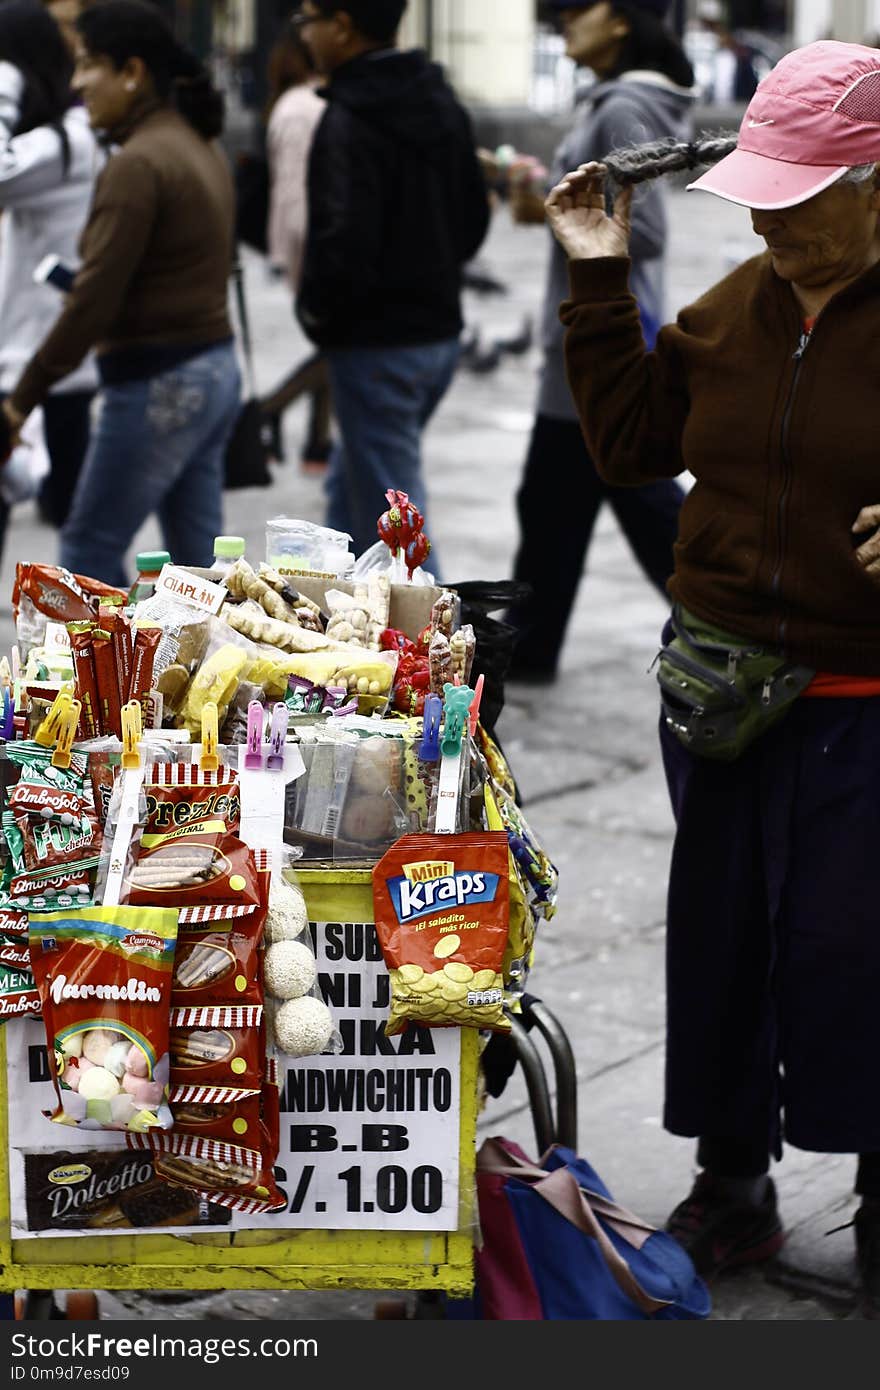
[0,869,482,1308]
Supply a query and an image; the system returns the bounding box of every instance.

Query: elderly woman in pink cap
[547,40,880,1316]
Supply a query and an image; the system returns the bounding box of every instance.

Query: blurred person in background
[261,21,333,475]
[688,0,760,104]
[0,0,240,588]
[294,0,490,559]
[43,0,84,56]
[0,0,102,559]
[504,0,694,684]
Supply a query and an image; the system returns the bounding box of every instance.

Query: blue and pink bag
[468,1137,711,1321]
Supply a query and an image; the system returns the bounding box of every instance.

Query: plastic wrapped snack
[29,904,178,1130]
[263,858,341,1059]
[324,575,390,652]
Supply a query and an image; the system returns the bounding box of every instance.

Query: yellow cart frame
[0,871,479,1298]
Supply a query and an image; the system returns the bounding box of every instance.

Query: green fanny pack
[655,604,815,761]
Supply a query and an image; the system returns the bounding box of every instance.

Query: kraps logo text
[388,859,500,924]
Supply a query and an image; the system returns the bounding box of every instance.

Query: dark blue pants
[509,414,684,674]
[325,339,461,560]
[661,695,880,1179]
[60,342,241,589]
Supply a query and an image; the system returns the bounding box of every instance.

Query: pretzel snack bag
[372,832,511,1036]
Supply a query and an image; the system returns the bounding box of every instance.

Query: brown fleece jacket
[12,102,234,415]
[561,253,880,674]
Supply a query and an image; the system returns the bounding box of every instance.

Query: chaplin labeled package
[372,832,511,1035]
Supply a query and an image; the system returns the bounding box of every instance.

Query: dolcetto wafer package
[29,904,179,1131]
[372,832,511,1036]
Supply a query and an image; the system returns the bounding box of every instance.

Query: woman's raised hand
[545,162,632,262]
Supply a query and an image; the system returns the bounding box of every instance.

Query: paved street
[3,185,864,1320]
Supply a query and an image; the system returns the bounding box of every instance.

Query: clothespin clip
[121,700,142,770]
[1,687,13,743]
[0,657,11,689]
[468,672,485,738]
[11,646,19,687]
[51,698,81,769]
[441,682,475,758]
[419,694,442,762]
[200,701,220,773]
[244,700,265,771]
[266,703,289,772]
[34,690,73,748]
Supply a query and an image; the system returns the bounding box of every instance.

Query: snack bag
[29,904,178,1131]
[105,764,261,910]
[172,904,266,1006]
[0,963,42,1020]
[372,832,511,1036]
[169,1004,265,1091]
[126,1128,286,1215]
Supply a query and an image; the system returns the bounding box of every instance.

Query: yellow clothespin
[121,700,142,770]
[35,690,73,749]
[200,701,219,773]
[51,699,81,769]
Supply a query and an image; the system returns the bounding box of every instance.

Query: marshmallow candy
[78,1066,121,1101]
[82,1028,117,1066]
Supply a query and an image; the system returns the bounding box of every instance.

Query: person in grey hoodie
[506,0,695,682]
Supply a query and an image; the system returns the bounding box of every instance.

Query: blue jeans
[60,341,241,588]
[325,339,461,558]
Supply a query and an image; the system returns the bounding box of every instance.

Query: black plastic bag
[224,399,272,490]
[447,579,529,735]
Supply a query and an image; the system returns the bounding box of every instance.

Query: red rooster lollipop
[405,531,431,580]
[377,489,423,556]
[377,489,430,581]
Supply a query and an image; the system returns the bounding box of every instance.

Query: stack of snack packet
[107,760,285,1213]
[69,606,162,739]
[0,905,40,1022]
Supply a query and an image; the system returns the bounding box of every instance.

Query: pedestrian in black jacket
[294,0,490,558]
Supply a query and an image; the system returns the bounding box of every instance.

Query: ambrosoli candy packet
[29,905,178,1131]
[372,832,511,1036]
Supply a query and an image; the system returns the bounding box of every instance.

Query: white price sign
[247,919,461,1232]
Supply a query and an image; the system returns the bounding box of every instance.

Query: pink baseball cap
[688,40,880,210]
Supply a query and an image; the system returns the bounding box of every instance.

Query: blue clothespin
[419,694,442,762]
[1,685,13,742]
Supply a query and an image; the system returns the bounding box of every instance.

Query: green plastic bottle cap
[213,536,246,559]
[135,551,171,572]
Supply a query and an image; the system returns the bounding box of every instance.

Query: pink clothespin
[266,703,289,772]
[244,701,265,770]
[468,673,485,737]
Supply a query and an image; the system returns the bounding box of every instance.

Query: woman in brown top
[548,40,880,1316]
[0,0,239,587]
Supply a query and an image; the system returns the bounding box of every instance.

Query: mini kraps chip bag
[372,832,511,1036]
[29,905,178,1131]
